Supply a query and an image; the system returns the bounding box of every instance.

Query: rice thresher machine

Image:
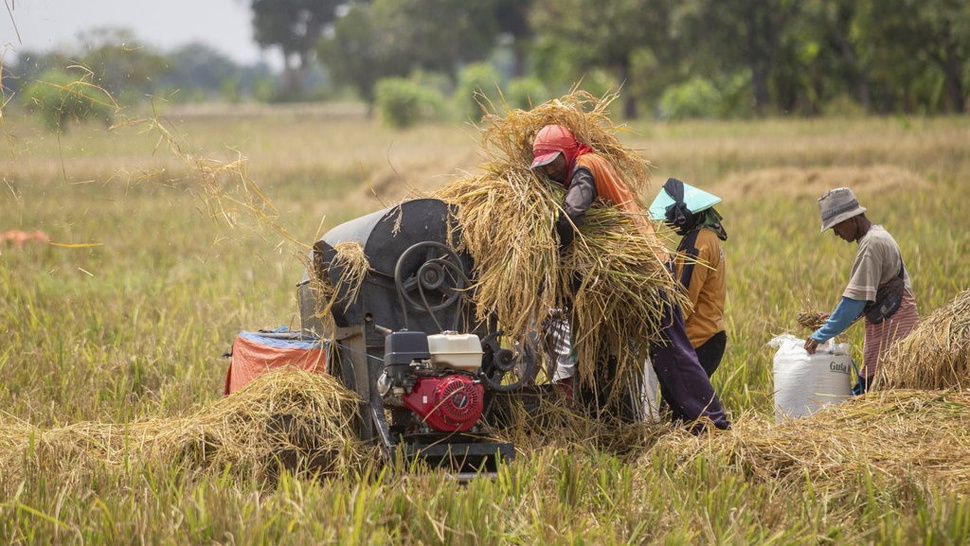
[298,198,541,473]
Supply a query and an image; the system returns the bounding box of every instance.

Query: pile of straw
[487,391,670,458]
[434,91,680,392]
[653,389,970,494]
[878,289,970,390]
[0,370,367,485]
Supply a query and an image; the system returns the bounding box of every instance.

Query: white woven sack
[770,334,852,422]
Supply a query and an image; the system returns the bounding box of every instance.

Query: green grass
[2,106,970,544]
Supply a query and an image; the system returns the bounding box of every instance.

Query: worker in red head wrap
[531,124,660,253]
[531,124,730,432]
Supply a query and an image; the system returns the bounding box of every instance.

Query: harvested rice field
[2,99,970,544]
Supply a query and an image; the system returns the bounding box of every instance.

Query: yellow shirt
[673,227,726,347]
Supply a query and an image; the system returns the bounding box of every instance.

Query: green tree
[21,68,117,132]
[658,77,722,119]
[317,2,391,112]
[373,0,499,84]
[319,0,508,110]
[675,0,800,115]
[374,77,446,129]
[5,50,74,93]
[854,0,969,113]
[505,76,550,109]
[531,0,677,118]
[77,28,171,105]
[250,0,340,99]
[492,0,535,77]
[160,43,242,102]
[788,0,872,114]
[454,62,504,121]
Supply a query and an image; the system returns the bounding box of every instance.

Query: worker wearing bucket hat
[649,178,727,378]
[803,187,920,394]
[531,124,730,432]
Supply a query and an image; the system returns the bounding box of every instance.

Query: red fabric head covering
[531,125,592,175]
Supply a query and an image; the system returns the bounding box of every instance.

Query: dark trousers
[575,353,643,423]
[652,299,730,431]
[694,330,727,378]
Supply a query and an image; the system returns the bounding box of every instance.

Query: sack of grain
[770,334,852,422]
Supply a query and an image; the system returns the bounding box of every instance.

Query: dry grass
[715,165,929,201]
[0,370,368,486]
[487,392,672,458]
[477,91,652,196]
[653,389,970,495]
[7,372,967,497]
[642,115,966,193]
[879,289,970,390]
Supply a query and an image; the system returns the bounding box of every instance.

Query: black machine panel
[301,198,477,336]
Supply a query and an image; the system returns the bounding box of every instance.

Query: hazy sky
[2,0,272,66]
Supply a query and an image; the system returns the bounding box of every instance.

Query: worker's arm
[804,296,866,353]
[555,167,595,248]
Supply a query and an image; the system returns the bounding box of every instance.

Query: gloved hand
[554,212,575,250]
[851,374,873,395]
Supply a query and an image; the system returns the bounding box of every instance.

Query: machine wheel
[479,331,540,392]
[394,241,468,316]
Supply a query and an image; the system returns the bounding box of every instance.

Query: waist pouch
[864,264,906,324]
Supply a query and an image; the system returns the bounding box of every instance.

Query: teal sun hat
[648,178,722,222]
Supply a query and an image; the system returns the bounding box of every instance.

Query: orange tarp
[224,331,328,395]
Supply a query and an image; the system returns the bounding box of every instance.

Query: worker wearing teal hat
[648,178,722,223]
[650,178,728,377]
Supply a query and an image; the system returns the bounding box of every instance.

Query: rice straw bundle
[878,289,970,390]
[651,389,970,494]
[797,309,827,331]
[478,91,652,197]
[434,170,562,339]
[563,208,676,381]
[0,370,368,486]
[435,91,682,395]
[307,240,371,335]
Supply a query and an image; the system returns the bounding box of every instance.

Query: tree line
[3,0,968,126]
[260,0,969,118]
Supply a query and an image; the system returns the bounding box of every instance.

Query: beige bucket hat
[818,187,867,232]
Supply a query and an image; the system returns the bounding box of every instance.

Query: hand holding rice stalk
[797,308,828,331]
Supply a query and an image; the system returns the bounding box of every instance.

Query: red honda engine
[402,374,484,432]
